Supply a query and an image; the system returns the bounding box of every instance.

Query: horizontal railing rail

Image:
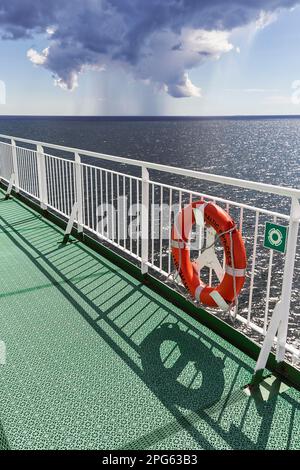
[0,133,299,376]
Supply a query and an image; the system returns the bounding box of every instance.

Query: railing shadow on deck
[0,196,299,450]
[0,420,10,450]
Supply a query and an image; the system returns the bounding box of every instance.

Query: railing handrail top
[1,132,300,199]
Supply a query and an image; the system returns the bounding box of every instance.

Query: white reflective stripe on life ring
[225,265,246,277]
[193,202,207,227]
[171,240,190,249]
[209,290,230,311]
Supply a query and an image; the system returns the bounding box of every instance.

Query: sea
[0,115,299,184]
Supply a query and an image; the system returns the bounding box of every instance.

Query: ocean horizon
[1,114,300,120]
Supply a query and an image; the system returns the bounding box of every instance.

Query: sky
[1,0,300,116]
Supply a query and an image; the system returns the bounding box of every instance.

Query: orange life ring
[171,200,247,310]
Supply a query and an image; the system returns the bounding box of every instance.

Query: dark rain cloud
[0,0,298,97]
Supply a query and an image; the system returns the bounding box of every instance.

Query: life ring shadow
[140,323,225,411]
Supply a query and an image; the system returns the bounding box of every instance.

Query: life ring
[171,201,247,310]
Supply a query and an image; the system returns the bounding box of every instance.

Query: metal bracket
[254,300,283,373]
[5,172,15,199]
[195,226,224,282]
[63,202,79,244]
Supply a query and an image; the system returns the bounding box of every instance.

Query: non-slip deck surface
[0,190,299,450]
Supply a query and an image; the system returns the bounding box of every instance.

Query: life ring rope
[198,224,239,312]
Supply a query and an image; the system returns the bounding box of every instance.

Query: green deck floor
[0,189,300,450]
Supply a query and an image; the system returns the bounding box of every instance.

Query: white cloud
[225,88,280,93]
[264,95,292,104]
[291,80,300,104]
[180,29,234,58]
[0,80,6,105]
[54,73,79,91]
[1,0,298,98]
[167,73,201,98]
[131,28,233,98]
[244,88,268,92]
[27,47,49,65]
[46,26,56,36]
[255,10,278,29]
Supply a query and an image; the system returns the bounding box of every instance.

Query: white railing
[0,133,299,374]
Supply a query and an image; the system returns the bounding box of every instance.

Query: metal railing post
[254,197,300,375]
[75,152,83,235]
[141,166,149,274]
[11,139,19,193]
[276,197,300,362]
[36,145,48,210]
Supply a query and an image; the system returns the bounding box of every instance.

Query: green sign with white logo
[264,222,288,254]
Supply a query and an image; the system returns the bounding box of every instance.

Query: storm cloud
[0,0,298,97]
